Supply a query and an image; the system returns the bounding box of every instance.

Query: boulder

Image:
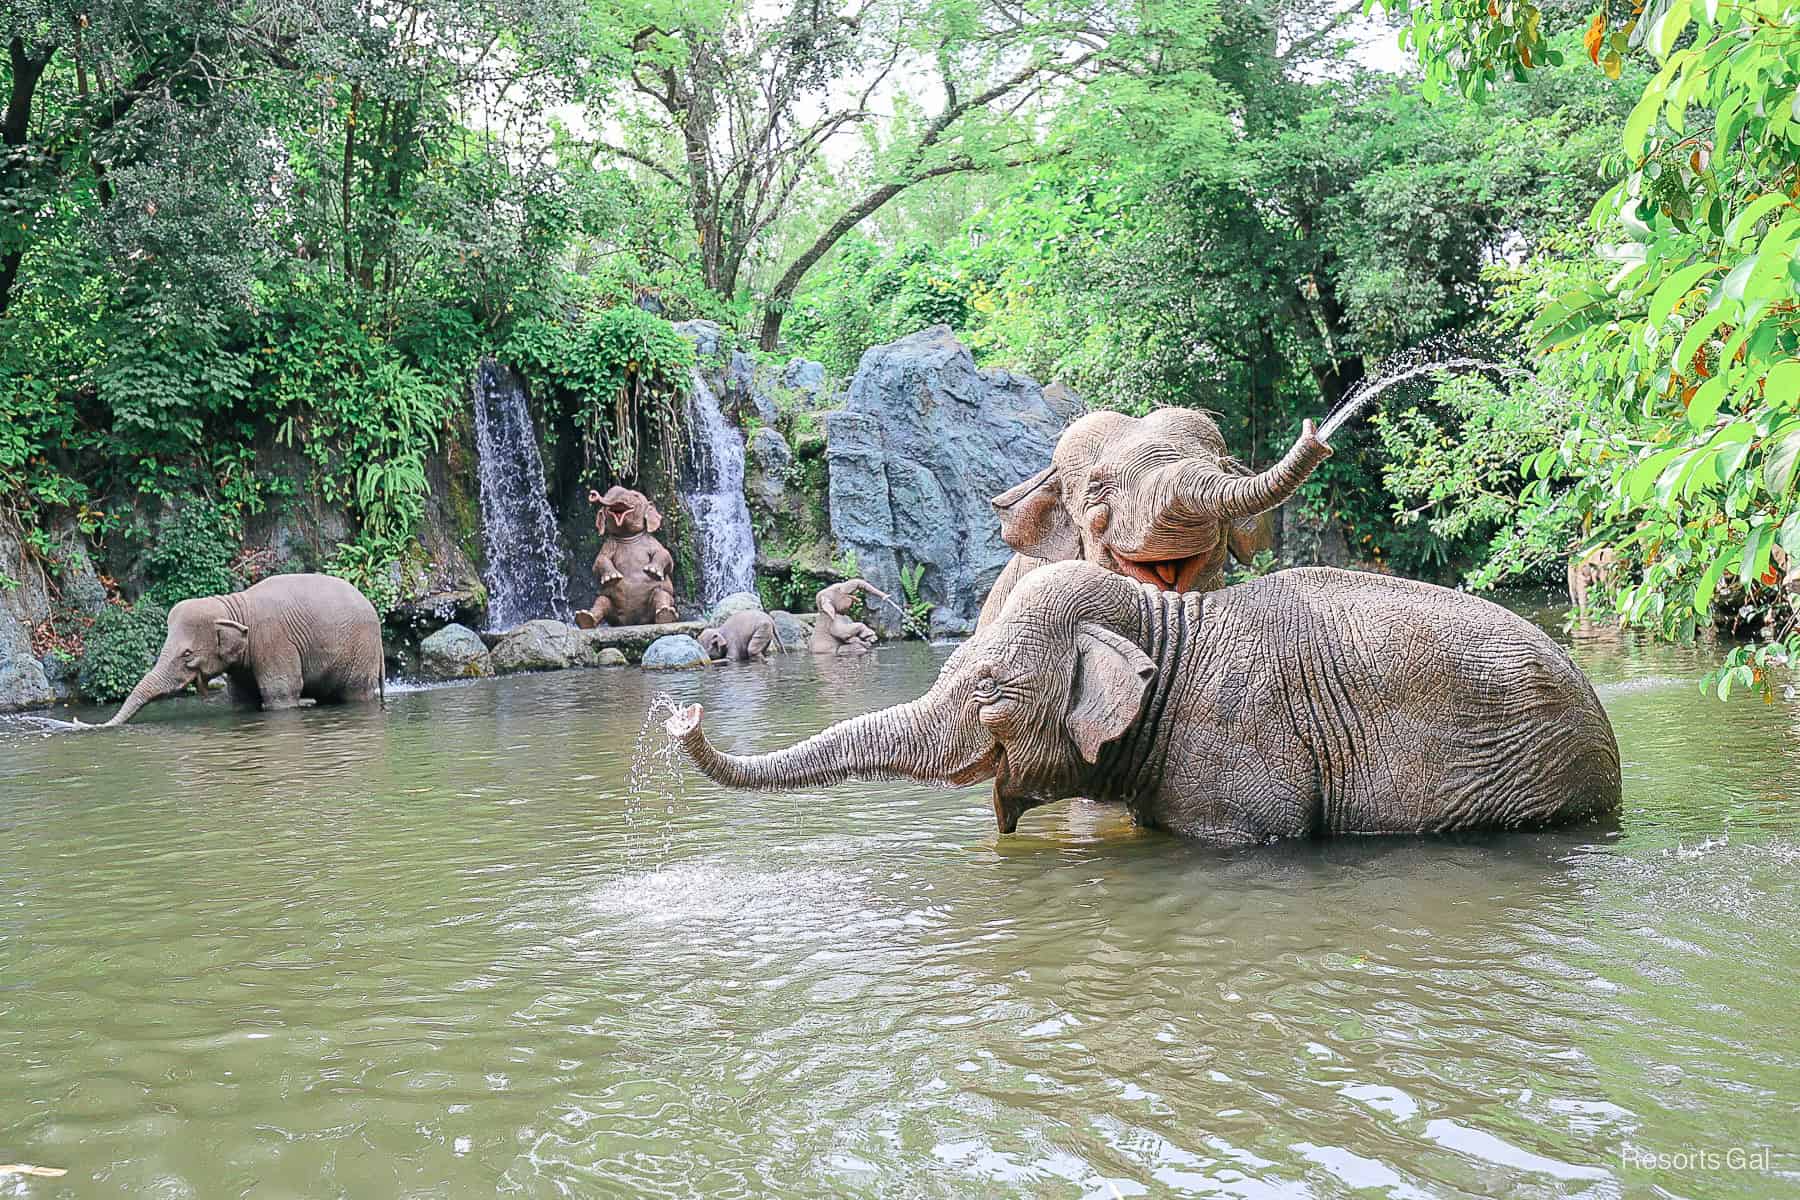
[783,357,827,400]
[641,633,710,671]
[769,610,810,652]
[708,591,765,623]
[491,619,576,673]
[826,325,1083,636]
[672,319,724,359]
[40,651,81,702]
[595,647,628,667]
[745,427,795,513]
[0,516,107,712]
[419,623,494,680]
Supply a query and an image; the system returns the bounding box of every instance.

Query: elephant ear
[1065,622,1155,764]
[992,465,1078,560]
[641,498,664,534]
[1227,511,1276,565]
[214,619,250,665]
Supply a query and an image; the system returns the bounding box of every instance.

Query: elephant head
[993,410,1331,591]
[697,626,728,660]
[594,486,663,537]
[104,597,249,726]
[667,563,1152,834]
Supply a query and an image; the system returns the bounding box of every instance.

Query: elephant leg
[652,586,678,625]
[575,595,615,630]
[745,625,774,660]
[225,673,262,710]
[253,644,306,711]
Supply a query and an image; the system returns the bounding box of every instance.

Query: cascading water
[678,367,757,606]
[472,359,570,630]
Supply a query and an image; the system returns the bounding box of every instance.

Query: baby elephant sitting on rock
[699,610,777,662]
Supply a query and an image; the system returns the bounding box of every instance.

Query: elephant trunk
[1174,421,1332,522]
[666,696,984,791]
[103,659,188,727]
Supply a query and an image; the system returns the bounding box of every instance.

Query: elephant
[575,486,679,629]
[700,609,777,662]
[100,573,383,727]
[810,578,889,654]
[1566,546,1619,614]
[667,561,1622,844]
[977,410,1333,626]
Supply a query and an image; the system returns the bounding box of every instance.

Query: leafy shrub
[143,502,242,607]
[79,603,169,703]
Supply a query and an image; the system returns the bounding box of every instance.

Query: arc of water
[1316,357,1530,443]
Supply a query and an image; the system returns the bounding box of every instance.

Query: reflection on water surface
[1,593,1795,1198]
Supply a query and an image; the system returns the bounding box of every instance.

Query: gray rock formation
[745,427,795,514]
[419,624,494,680]
[641,633,710,670]
[491,619,577,673]
[707,591,764,623]
[825,325,1083,635]
[769,610,810,651]
[1,517,109,712]
[595,647,628,667]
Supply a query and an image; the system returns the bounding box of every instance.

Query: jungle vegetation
[5,0,1791,686]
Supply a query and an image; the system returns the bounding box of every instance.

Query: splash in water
[627,693,689,863]
[1315,344,1530,443]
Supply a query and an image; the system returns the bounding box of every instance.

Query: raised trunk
[1175,422,1331,522]
[672,698,956,790]
[103,660,186,727]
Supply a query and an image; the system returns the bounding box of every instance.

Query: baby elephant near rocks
[576,487,678,629]
[668,562,1621,844]
[100,573,383,727]
[699,610,777,662]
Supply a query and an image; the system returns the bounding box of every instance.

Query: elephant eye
[973,675,999,701]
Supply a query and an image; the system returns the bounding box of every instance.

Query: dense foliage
[1381,0,1800,693]
[77,601,167,703]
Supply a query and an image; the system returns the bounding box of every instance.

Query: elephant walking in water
[668,561,1621,844]
[101,573,383,726]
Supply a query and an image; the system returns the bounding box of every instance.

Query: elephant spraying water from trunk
[669,562,1621,844]
[978,410,1332,626]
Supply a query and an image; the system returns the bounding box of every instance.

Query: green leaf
[1762,422,1800,496]
[1723,194,1792,246]
[1766,359,1800,402]
[1674,304,1731,373]
[1686,375,1727,428]
[1694,549,1727,615]
[1740,523,1776,585]
[1651,0,1691,58]
[1647,261,1718,327]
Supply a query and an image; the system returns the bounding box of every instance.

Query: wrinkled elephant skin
[670,561,1622,845]
[102,573,383,727]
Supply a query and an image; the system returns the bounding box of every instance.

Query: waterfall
[678,366,757,606]
[472,359,570,629]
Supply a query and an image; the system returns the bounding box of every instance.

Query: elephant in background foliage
[700,610,777,662]
[100,573,383,726]
[669,561,1621,844]
[978,410,1332,626]
[1566,546,1618,615]
[576,486,679,628]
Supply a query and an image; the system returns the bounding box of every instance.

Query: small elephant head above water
[993,410,1331,595]
[668,561,1621,844]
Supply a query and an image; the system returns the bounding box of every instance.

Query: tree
[590,0,1218,348]
[1383,0,1800,692]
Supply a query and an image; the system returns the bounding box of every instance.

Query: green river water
[1,594,1796,1198]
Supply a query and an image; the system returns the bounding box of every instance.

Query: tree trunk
[0,37,54,318]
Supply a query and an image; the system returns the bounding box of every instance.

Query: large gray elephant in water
[668,561,1621,843]
[978,410,1332,625]
[100,573,383,726]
